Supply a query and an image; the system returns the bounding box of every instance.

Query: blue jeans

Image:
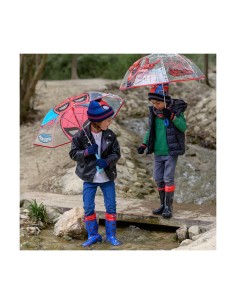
[153,155,178,186]
[83,181,116,216]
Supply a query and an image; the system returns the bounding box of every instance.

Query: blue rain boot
[105,213,121,246]
[82,213,102,247]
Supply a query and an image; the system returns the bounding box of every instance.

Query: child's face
[99,117,113,130]
[150,99,165,110]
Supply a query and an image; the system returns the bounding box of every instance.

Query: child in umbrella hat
[137,84,187,218]
[69,99,121,246]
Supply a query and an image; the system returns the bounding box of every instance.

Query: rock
[137,168,147,174]
[117,157,126,165]
[27,226,41,235]
[121,147,131,154]
[126,161,135,169]
[53,207,86,239]
[200,223,216,233]
[116,184,129,192]
[188,225,200,239]
[126,160,135,170]
[20,214,29,220]
[174,222,216,250]
[137,172,147,178]
[37,221,45,229]
[174,227,216,250]
[21,199,33,209]
[191,234,202,241]
[176,225,188,242]
[45,206,63,224]
[179,239,192,247]
[136,188,149,195]
[61,168,83,195]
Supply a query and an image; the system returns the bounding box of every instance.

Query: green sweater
[143,113,187,156]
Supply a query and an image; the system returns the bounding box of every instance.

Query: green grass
[27,199,48,225]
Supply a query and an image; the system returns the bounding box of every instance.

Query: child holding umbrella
[137,84,187,218]
[69,99,122,246]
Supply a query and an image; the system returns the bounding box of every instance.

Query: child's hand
[137,144,147,154]
[84,144,98,156]
[162,108,174,120]
[96,159,108,169]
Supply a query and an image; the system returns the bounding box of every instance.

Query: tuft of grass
[27,199,48,225]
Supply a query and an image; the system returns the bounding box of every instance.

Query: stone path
[21,191,216,229]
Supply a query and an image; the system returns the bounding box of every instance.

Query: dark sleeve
[69,133,86,163]
[105,136,121,167]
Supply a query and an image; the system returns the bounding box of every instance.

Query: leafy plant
[27,199,48,225]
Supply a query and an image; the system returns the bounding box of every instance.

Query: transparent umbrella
[34,91,125,148]
[119,53,205,91]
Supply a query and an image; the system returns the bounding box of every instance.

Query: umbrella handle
[95,153,104,173]
[164,118,169,127]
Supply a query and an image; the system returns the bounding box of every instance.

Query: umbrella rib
[71,106,92,145]
[52,116,59,147]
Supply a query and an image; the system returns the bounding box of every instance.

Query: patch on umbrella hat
[148,84,171,102]
[150,84,169,95]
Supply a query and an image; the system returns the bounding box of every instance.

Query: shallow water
[20,224,179,251]
[175,144,216,204]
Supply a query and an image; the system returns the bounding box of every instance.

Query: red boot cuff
[84,213,96,221]
[165,185,175,192]
[105,213,116,221]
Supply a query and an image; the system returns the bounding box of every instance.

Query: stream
[20,223,179,250]
[122,118,216,205]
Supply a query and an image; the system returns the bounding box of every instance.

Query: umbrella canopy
[34,91,125,148]
[119,54,205,90]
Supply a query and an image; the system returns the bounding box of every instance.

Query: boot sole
[152,210,164,215]
[162,214,172,218]
[82,235,102,247]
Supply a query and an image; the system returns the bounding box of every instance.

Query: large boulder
[53,207,86,239]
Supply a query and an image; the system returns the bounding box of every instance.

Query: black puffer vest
[147,99,187,156]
